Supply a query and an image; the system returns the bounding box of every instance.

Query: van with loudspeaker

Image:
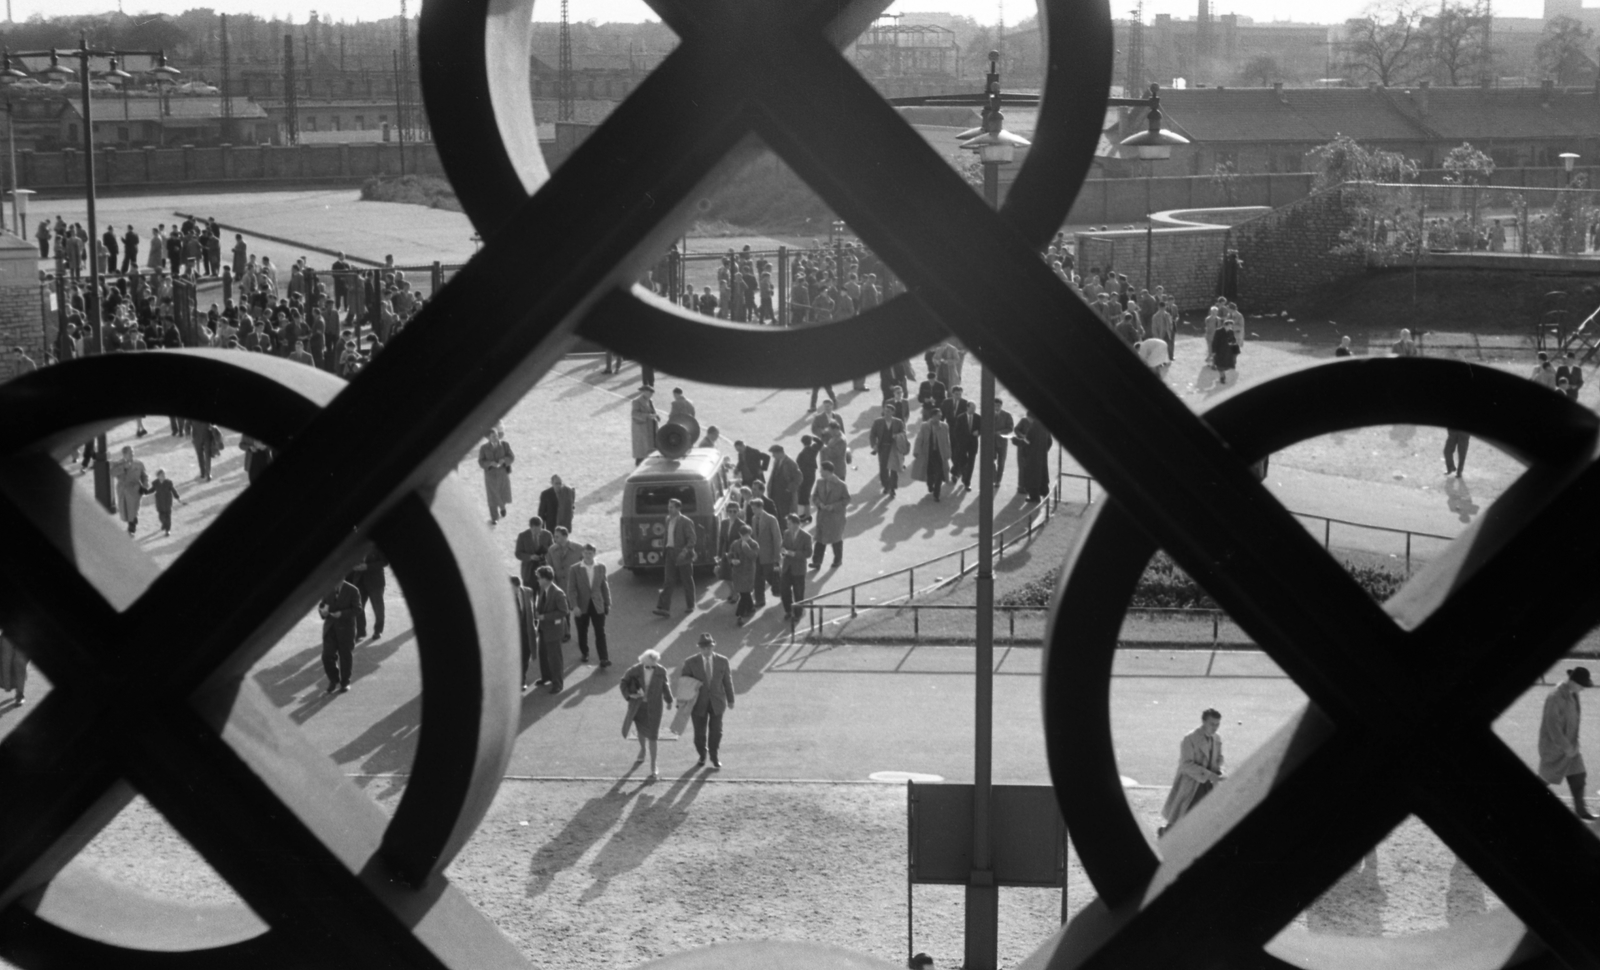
[619,413,731,574]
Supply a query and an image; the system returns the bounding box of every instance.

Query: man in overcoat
[1159,709,1225,836]
[869,403,906,499]
[1540,667,1596,819]
[748,498,782,608]
[767,445,801,521]
[538,475,575,534]
[808,461,850,570]
[348,545,388,639]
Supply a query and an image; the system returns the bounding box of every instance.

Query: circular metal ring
[422,0,1112,387]
[0,351,519,963]
[1044,358,1598,970]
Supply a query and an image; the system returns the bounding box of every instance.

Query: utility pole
[283,33,298,145]
[220,13,233,143]
[558,0,574,121]
[1126,1,1145,96]
[393,49,405,174]
[399,0,411,137]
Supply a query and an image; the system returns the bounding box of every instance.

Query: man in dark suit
[348,545,389,639]
[537,474,575,533]
[532,565,570,693]
[917,375,946,412]
[652,498,698,616]
[566,543,612,667]
[735,440,769,486]
[767,445,801,521]
[950,395,980,489]
[778,513,813,623]
[319,576,362,694]
[681,633,736,769]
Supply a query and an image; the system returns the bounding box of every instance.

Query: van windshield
[634,484,698,515]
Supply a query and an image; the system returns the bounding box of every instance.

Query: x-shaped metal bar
[0,0,1594,966]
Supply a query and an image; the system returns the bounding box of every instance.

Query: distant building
[61,96,271,149]
[1122,81,1600,175]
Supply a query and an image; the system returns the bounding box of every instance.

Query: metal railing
[797,490,1061,630]
[1287,510,1453,574]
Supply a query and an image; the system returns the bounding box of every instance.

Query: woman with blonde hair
[620,649,674,780]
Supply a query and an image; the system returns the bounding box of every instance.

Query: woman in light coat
[620,649,674,781]
[910,408,951,502]
[631,386,659,465]
[110,445,149,535]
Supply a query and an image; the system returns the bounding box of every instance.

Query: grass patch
[360,174,463,213]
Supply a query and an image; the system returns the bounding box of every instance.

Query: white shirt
[582,561,598,591]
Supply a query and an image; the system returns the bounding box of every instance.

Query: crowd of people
[42,214,428,381]
[645,239,905,328]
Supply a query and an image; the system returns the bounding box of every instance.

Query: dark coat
[621,663,674,741]
[537,484,575,533]
[737,447,770,485]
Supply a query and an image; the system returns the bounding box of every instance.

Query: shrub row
[998,552,1407,610]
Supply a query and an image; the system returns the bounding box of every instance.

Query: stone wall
[0,285,47,381]
[1073,188,1368,312]
[15,142,446,195]
[1228,188,1366,311]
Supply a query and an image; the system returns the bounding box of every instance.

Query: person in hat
[1539,667,1597,819]
[632,385,659,466]
[620,648,673,780]
[679,633,736,769]
[767,444,801,521]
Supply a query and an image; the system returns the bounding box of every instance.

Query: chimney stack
[1273,81,1284,97]
[1542,78,1555,103]
[1417,79,1429,114]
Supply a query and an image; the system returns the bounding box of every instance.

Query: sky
[0,0,1568,27]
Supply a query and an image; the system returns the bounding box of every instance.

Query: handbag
[714,556,731,581]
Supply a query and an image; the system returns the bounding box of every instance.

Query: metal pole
[966,149,1000,970]
[6,96,15,236]
[394,49,405,175]
[78,38,112,512]
[1145,157,1154,289]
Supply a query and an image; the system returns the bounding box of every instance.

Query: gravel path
[19,778,1516,970]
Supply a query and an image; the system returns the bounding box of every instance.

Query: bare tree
[1343,0,1426,85]
[1537,15,1594,85]
[1237,54,1283,86]
[1422,0,1492,85]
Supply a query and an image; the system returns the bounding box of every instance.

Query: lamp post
[956,48,1029,970]
[1114,84,1189,291]
[0,52,21,236]
[20,37,179,511]
[1561,151,1580,186]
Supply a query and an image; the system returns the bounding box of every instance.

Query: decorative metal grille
[0,0,1593,967]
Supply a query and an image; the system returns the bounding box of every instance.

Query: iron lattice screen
[0,0,1595,968]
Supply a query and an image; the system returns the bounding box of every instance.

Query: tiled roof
[1140,84,1600,146]
[1141,87,1424,144]
[1384,85,1600,140]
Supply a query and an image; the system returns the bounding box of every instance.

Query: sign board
[907,782,1066,888]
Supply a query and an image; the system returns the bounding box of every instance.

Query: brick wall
[1229,187,1366,311]
[1073,225,1229,311]
[1073,188,1368,312]
[16,142,445,193]
[0,285,47,382]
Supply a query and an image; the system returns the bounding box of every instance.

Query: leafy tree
[1237,54,1282,86]
[1538,15,1594,85]
[1306,134,1419,190]
[1342,0,1425,85]
[1421,0,1492,85]
[1440,142,1495,184]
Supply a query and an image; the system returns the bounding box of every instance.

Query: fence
[797,450,1461,643]
[1352,182,1600,260]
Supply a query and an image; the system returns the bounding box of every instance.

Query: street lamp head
[1120,124,1188,161]
[99,56,132,84]
[1560,151,1580,172]
[148,51,181,85]
[42,51,74,82]
[989,49,1000,65]
[0,52,26,83]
